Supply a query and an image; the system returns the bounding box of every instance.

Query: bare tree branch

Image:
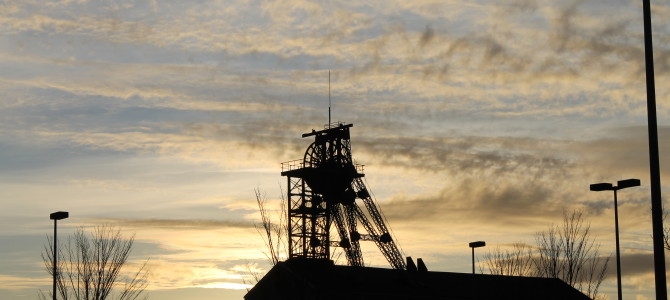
[483,210,608,299]
[535,210,608,299]
[483,243,533,276]
[254,187,287,266]
[40,226,149,300]
[241,264,263,292]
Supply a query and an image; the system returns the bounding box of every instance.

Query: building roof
[245,258,592,300]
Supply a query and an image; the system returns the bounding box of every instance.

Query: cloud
[495,0,539,14]
[0,274,49,290]
[574,126,670,179]
[145,260,252,290]
[354,135,573,176]
[0,67,303,113]
[615,252,656,277]
[13,128,287,168]
[94,218,255,230]
[381,177,559,227]
[68,178,160,191]
[3,0,666,131]
[344,123,668,238]
[4,0,667,90]
[419,25,434,47]
[316,0,670,108]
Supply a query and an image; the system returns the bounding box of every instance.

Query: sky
[1,0,670,299]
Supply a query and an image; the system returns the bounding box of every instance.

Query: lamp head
[590,183,614,191]
[617,179,641,189]
[50,211,69,220]
[469,241,486,248]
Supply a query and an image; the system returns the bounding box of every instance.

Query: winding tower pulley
[281,122,406,270]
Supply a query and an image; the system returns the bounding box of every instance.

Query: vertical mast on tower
[328,70,331,125]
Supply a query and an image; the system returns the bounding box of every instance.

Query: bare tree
[483,210,608,299]
[535,210,609,300]
[254,188,287,266]
[483,243,534,276]
[39,226,149,300]
[241,264,263,293]
[243,188,289,291]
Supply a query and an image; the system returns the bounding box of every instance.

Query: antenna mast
[328,70,331,125]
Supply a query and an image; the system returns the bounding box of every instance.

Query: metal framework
[281,122,406,270]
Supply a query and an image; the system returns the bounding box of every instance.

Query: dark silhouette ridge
[406,257,418,272]
[417,258,428,272]
[245,259,592,300]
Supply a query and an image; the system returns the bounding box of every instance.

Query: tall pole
[53,219,57,300]
[642,1,667,299]
[613,189,623,300]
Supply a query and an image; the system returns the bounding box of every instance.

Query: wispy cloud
[95,218,254,229]
[0,274,49,290]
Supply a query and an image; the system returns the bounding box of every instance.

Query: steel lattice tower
[281,122,406,270]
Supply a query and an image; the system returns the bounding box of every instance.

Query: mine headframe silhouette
[281,122,406,270]
[248,122,594,300]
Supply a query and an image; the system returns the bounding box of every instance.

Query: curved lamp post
[590,179,640,300]
[50,211,69,300]
[469,241,486,274]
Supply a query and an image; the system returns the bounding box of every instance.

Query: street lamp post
[50,211,69,300]
[469,241,486,274]
[590,179,640,300]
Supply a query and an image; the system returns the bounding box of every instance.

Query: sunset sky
[2,0,670,299]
